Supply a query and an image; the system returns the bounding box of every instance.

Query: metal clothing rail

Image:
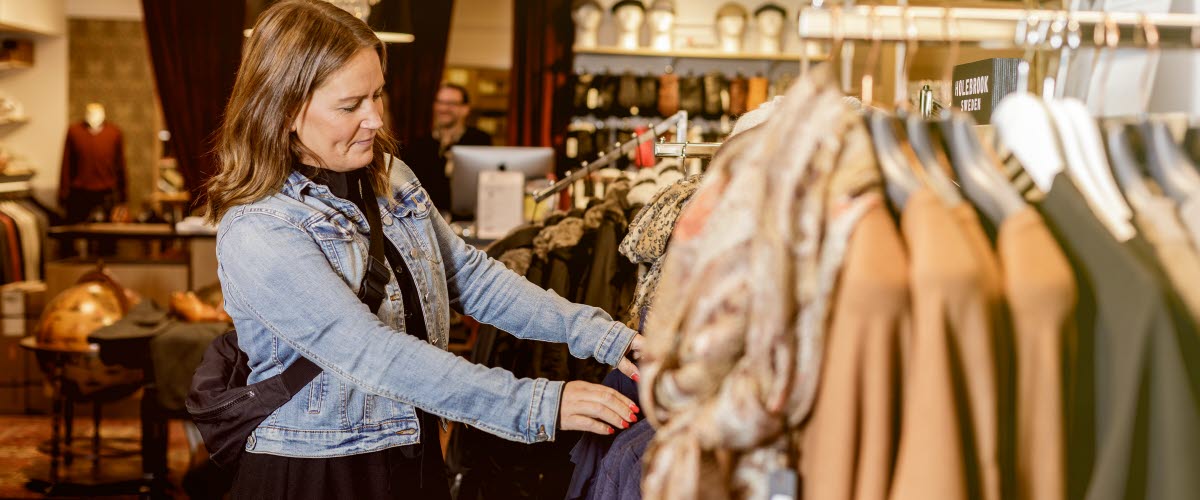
[653,141,722,160]
[797,6,1200,49]
[532,111,690,202]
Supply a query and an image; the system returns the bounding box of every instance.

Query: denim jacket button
[396,428,417,436]
[246,434,256,450]
[410,248,419,258]
[382,214,394,225]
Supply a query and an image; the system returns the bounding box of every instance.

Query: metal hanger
[1128,15,1200,203]
[861,5,919,210]
[1050,15,1136,240]
[891,5,962,206]
[994,12,1066,194]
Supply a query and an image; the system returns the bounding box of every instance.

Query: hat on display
[572,0,602,11]
[611,0,646,13]
[716,2,749,20]
[753,3,786,17]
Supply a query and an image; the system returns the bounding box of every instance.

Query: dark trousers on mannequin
[63,188,116,256]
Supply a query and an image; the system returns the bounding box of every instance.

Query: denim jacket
[216,159,636,458]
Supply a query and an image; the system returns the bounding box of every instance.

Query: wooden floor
[0,414,193,499]
[0,412,456,499]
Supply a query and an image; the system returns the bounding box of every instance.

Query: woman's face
[293,47,385,172]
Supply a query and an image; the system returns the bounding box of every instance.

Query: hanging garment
[702,71,728,119]
[729,74,748,116]
[619,175,703,330]
[800,194,908,500]
[638,75,660,117]
[590,419,656,500]
[617,72,640,117]
[658,72,680,117]
[565,369,643,500]
[1176,186,1200,250]
[1129,195,1200,321]
[580,181,637,320]
[746,75,770,111]
[997,206,1076,500]
[889,189,994,500]
[574,73,595,116]
[950,203,1007,500]
[2,203,40,282]
[0,217,11,284]
[0,212,22,283]
[678,74,704,117]
[1033,175,1200,500]
[640,66,880,499]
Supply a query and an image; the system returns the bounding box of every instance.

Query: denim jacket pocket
[308,218,367,291]
[390,188,442,265]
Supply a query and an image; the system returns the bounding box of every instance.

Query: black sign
[952,58,1021,124]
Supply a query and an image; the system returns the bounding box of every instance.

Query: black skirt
[230,413,451,500]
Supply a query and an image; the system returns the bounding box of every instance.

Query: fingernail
[632,373,640,382]
[608,427,615,435]
[630,404,640,414]
[630,413,638,422]
[622,421,630,429]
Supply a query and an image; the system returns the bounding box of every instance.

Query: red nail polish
[622,421,629,429]
[630,404,640,414]
[608,427,615,435]
[630,413,638,423]
[632,373,640,383]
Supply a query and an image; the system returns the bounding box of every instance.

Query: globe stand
[18,337,147,496]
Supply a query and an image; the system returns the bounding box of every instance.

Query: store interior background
[3,0,1199,216]
[0,0,1199,497]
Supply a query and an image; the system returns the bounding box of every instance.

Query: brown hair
[204,0,396,223]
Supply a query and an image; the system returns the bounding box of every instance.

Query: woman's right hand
[558,380,640,435]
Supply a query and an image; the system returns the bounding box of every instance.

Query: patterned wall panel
[68,19,162,215]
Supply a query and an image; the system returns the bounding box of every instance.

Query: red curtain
[142,0,245,210]
[508,0,575,163]
[387,1,456,150]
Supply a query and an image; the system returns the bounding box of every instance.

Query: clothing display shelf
[797,6,1200,50]
[0,115,29,126]
[0,173,34,194]
[574,45,829,62]
[533,110,690,202]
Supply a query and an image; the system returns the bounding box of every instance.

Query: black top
[296,164,428,343]
[1033,174,1200,500]
[402,127,493,212]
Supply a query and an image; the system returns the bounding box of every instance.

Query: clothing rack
[653,141,721,160]
[533,111,689,202]
[797,6,1200,49]
[652,6,1200,160]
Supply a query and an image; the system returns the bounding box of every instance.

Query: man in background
[405,83,492,215]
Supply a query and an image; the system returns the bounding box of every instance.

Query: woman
[205,2,643,497]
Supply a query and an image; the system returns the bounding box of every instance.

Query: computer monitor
[450,146,555,218]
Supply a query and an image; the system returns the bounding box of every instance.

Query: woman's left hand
[616,334,644,382]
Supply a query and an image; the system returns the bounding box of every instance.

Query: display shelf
[0,114,28,125]
[574,45,829,62]
[0,59,30,70]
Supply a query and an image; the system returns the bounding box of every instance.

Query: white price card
[475,170,526,240]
